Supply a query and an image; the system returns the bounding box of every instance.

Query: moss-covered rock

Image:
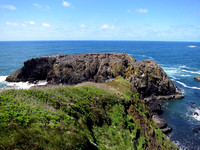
[6,53,183,100]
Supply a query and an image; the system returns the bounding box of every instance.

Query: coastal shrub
[0,78,178,149]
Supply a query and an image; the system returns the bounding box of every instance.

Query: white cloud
[6,22,18,26]
[21,24,26,27]
[1,5,16,10]
[126,9,132,13]
[33,3,50,9]
[131,26,140,30]
[42,23,50,27]
[29,21,35,25]
[101,24,115,30]
[136,9,148,13]
[63,1,71,7]
[80,24,87,28]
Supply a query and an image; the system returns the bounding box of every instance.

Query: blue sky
[0,0,200,41]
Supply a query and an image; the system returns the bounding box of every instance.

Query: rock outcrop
[152,115,172,134]
[194,76,200,82]
[6,53,135,84]
[6,53,184,114]
[125,59,184,114]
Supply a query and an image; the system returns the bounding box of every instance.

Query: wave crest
[181,69,200,75]
[176,81,200,90]
[0,76,47,90]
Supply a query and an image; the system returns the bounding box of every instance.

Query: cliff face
[0,78,178,149]
[6,53,184,113]
[7,53,135,84]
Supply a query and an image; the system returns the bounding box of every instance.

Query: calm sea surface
[0,41,200,149]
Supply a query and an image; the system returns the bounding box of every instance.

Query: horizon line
[0,39,199,43]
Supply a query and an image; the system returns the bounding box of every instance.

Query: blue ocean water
[0,41,200,149]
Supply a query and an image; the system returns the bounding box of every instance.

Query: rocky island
[194,76,200,82]
[6,53,184,114]
[1,53,184,149]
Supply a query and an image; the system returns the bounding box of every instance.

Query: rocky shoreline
[194,76,200,82]
[6,53,184,133]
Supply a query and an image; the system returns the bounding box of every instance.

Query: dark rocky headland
[4,53,184,149]
[6,53,184,112]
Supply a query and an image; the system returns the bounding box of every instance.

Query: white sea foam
[169,75,179,80]
[0,76,47,90]
[179,65,192,69]
[181,69,200,75]
[163,67,180,75]
[192,108,200,121]
[6,82,34,89]
[0,76,7,82]
[6,81,47,89]
[164,66,198,74]
[37,80,48,86]
[187,105,200,122]
[132,54,154,60]
[188,45,196,48]
[173,140,188,150]
[176,81,200,90]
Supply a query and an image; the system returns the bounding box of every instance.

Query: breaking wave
[0,76,7,82]
[163,65,200,78]
[0,76,47,90]
[191,107,200,122]
[176,81,200,90]
[188,45,197,48]
[181,69,200,75]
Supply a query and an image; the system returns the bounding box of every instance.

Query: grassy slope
[0,77,177,150]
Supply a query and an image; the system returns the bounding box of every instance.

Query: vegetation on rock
[0,77,177,149]
[6,53,183,101]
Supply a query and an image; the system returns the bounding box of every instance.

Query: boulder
[152,115,167,129]
[194,76,200,82]
[152,115,172,133]
[161,127,172,134]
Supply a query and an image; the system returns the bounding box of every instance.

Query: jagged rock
[6,53,185,134]
[161,127,172,134]
[194,76,200,82]
[143,95,162,115]
[6,53,184,107]
[6,56,56,83]
[152,115,167,129]
[152,115,172,133]
[6,53,135,84]
[125,60,184,100]
[189,102,195,105]
[194,112,199,116]
[193,129,199,133]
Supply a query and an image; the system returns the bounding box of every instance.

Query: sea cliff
[6,53,184,114]
[1,77,178,149]
[2,53,184,149]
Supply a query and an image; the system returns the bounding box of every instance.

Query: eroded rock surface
[7,53,135,84]
[194,76,200,82]
[6,53,185,133]
[6,53,184,112]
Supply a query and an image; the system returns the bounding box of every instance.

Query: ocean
[0,41,200,149]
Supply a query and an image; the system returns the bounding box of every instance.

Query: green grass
[0,78,177,150]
